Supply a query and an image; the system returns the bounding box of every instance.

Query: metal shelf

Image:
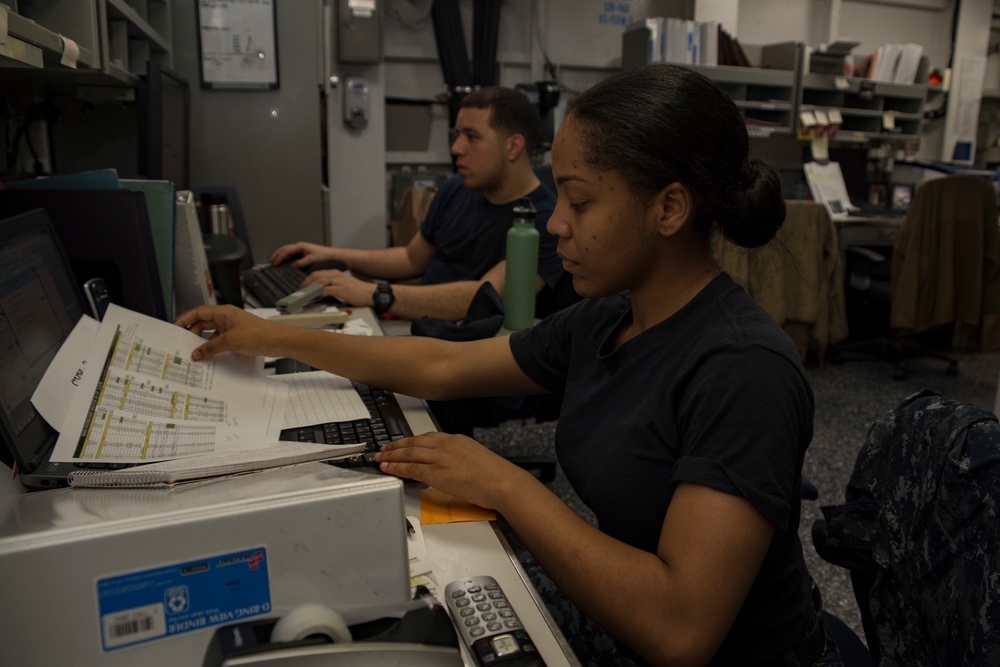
[0,1,170,85]
[3,9,98,70]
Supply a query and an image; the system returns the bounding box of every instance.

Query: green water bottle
[503,197,540,330]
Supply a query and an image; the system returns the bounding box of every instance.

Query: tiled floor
[474,347,1000,649]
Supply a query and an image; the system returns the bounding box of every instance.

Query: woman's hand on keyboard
[175,305,287,361]
[374,432,535,511]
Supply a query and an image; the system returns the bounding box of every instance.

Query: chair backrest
[890,175,1000,336]
[714,200,848,361]
[815,390,1000,666]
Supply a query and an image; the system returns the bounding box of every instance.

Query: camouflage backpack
[816,389,1000,666]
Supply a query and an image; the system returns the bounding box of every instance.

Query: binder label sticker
[97,546,272,651]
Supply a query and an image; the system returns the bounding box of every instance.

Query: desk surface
[0,307,578,667]
[357,307,579,667]
[836,214,903,252]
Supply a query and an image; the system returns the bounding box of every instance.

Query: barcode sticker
[97,546,271,652]
[102,604,166,649]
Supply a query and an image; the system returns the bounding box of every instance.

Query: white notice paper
[803,161,855,220]
[50,304,273,463]
[197,0,278,87]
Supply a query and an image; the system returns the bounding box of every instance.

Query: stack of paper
[870,43,923,84]
[33,304,372,480]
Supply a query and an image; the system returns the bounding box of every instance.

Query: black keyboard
[276,365,412,469]
[241,264,310,307]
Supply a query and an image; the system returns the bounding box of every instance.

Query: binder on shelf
[719,28,752,67]
[700,21,720,66]
[644,17,664,63]
[121,179,177,320]
[664,17,685,64]
[893,44,923,84]
[868,43,923,83]
[686,19,699,65]
[174,190,218,314]
[3,168,121,190]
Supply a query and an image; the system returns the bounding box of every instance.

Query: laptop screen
[0,209,85,471]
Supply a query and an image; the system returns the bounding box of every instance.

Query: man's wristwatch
[372,281,395,315]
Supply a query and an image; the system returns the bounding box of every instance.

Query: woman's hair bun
[719,158,787,249]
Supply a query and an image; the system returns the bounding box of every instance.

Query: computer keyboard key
[278,380,412,470]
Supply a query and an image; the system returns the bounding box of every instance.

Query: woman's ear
[652,182,694,237]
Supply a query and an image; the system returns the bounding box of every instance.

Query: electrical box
[337,0,383,63]
[344,77,371,128]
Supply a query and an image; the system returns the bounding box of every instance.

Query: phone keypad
[444,576,544,666]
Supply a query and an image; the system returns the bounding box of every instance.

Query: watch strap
[372,281,395,315]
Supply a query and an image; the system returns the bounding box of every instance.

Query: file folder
[121,179,177,319]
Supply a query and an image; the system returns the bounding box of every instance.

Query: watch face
[373,283,394,314]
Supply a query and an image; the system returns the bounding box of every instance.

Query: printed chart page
[51,305,275,463]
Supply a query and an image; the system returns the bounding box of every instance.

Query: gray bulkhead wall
[171,0,325,263]
[328,0,648,249]
[170,1,961,257]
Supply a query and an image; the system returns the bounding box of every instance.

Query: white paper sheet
[50,304,271,463]
[803,160,855,220]
[267,371,370,427]
[31,314,100,432]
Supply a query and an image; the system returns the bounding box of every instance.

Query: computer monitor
[0,209,86,474]
[137,59,190,189]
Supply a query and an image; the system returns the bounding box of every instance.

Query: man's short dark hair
[460,87,540,153]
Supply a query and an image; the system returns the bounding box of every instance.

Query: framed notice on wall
[196,0,279,89]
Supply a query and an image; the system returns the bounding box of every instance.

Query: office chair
[831,244,959,380]
[715,201,848,364]
[829,175,1000,378]
[811,390,1000,666]
[891,175,1000,351]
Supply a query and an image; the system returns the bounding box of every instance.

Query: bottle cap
[513,197,535,222]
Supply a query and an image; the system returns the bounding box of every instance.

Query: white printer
[0,463,427,666]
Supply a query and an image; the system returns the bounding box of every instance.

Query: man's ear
[652,182,694,237]
[505,133,526,162]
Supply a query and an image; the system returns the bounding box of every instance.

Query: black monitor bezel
[0,209,87,473]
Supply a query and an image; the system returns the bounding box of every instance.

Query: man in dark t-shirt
[270,87,566,322]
